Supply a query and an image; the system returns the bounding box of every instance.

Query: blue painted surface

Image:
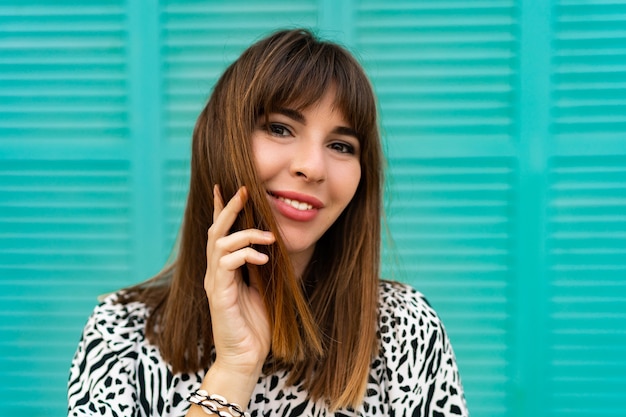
[1,1,625,416]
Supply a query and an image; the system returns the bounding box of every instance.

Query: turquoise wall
[1,1,625,416]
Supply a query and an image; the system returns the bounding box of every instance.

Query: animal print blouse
[68,281,468,416]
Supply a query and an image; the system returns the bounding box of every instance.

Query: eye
[268,123,292,137]
[329,141,356,155]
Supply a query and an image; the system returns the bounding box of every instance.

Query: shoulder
[377,280,441,333]
[68,293,159,416]
[376,280,452,375]
[373,281,468,414]
[82,291,149,354]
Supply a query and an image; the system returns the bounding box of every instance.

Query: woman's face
[252,89,362,275]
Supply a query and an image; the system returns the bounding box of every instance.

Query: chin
[282,238,316,261]
[280,230,316,253]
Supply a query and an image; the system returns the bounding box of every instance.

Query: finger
[211,186,248,237]
[206,247,269,295]
[218,247,270,271]
[214,229,275,254]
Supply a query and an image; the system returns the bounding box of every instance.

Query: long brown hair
[123,28,383,409]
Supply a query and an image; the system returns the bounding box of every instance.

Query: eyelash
[267,123,292,137]
[266,122,357,155]
[329,142,356,155]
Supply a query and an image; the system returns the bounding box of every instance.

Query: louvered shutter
[0,2,133,414]
[1,1,625,416]
[545,1,626,415]
[355,2,518,414]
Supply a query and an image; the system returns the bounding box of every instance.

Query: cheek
[251,136,273,181]
[340,164,362,204]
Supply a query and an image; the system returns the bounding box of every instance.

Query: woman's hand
[204,185,274,379]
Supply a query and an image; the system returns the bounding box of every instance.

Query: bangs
[253,36,376,143]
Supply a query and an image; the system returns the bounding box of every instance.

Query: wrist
[198,361,262,411]
[212,354,265,382]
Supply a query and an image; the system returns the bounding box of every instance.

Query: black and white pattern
[68,281,468,416]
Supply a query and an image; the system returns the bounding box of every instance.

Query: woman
[68,29,468,417]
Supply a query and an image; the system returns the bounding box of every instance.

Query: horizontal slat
[553,1,626,139]
[0,1,129,148]
[546,156,626,416]
[382,157,514,414]
[0,156,135,417]
[356,2,516,150]
[163,159,190,259]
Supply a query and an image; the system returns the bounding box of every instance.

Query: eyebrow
[275,107,360,140]
[276,108,305,124]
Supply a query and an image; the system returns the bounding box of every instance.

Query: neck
[289,247,315,278]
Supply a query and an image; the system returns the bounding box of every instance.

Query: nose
[290,141,325,183]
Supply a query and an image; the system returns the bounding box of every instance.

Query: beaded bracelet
[188,389,251,417]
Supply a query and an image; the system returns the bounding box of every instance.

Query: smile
[266,190,323,222]
[276,196,313,211]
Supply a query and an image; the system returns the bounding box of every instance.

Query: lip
[268,190,324,209]
[267,190,324,222]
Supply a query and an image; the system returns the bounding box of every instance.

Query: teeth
[277,196,313,211]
